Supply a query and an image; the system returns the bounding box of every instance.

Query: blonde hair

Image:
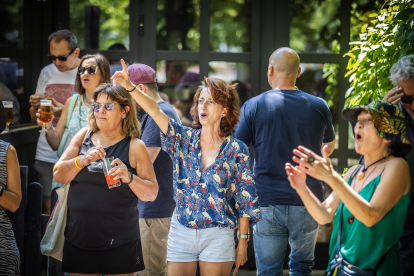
[88,83,141,138]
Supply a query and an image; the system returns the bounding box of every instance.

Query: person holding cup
[35,54,111,195]
[53,83,158,275]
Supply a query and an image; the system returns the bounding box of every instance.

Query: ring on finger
[308,156,315,164]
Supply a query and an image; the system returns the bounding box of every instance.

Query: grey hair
[48,30,78,50]
[389,55,414,86]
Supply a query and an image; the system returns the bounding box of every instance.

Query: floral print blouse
[161,118,261,229]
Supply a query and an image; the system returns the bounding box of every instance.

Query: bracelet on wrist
[123,172,134,185]
[74,155,85,170]
[126,85,136,93]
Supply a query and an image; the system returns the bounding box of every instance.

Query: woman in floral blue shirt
[112,59,261,276]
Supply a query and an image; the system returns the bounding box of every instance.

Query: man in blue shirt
[234,47,335,275]
[127,63,181,276]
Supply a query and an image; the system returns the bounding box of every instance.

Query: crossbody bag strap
[336,164,363,256]
[66,94,79,128]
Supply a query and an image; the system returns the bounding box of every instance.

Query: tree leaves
[342,0,414,107]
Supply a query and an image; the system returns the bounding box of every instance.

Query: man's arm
[322,139,335,156]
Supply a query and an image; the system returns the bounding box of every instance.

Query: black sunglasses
[48,48,76,62]
[401,95,414,104]
[78,65,99,75]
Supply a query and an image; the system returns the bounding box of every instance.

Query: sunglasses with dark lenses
[78,65,99,75]
[48,48,76,62]
[91,102,114,113]
[401,95,414,104]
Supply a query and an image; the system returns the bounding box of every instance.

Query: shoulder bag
[40,128,91,261]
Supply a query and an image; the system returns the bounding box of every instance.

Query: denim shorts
[167,214,235,262]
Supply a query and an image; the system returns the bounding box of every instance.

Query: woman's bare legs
[199,261,233,276]
[167,261,198,276]
[70,273,137,276]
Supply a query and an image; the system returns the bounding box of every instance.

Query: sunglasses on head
[78,65,99,75]
[48,48,76,62]
[91,102,115,113]
[401,95,414,104]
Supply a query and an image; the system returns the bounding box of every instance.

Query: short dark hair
[74,54,111,95]
[143,83,159,94]
[48,30,78,50]
[108,43,127,51]
[190,77,240,137]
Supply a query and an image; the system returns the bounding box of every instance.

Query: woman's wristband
[74,155,85,170]
[126,85,136,93]
[123,172,134,185]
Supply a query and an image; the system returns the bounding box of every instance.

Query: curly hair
[75,54,111,95]
[88,83,141,139]
[190,77,240,137]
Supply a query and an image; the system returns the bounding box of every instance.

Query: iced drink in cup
[103,157,121,189]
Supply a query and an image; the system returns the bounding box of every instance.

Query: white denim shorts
[166,214,235,262]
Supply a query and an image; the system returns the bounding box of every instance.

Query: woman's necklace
[77,94,88,122]
[357,153,392,180]
[83,93,93,104]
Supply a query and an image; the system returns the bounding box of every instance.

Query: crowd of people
[0,29,414,276]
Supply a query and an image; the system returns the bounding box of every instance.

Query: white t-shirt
[35,64,77,163]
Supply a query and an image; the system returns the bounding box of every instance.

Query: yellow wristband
[75,155,85,170]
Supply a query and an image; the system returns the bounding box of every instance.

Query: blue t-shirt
[234,89,335,206]
[138,101,181,218]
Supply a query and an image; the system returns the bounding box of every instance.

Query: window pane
[348,158,360,167]
[295,63,339,148]
[290,0,341,53]
[0,0,24,48]
[208,62,250,105]
[348,123,355,149]
[0,58,26,125]
[157,0,200,51]
[210,0,252,53]
[156,60,200,126]
[69,1,130,50]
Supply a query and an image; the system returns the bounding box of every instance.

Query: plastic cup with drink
[103,156,121,189]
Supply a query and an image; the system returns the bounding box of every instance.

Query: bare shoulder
[130,138,146,149]
[7,144,17,155]
[383,157,409,174]
[65,96,73,105]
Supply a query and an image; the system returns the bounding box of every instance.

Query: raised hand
[292,144,336,183]
[111,59,135,91]
[51,98,64,117]
[109,158,132,183]
[29,94,43,109]
[285,163,307,191]
[383,86,403,105]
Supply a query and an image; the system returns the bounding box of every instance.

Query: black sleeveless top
[66,131,139,250]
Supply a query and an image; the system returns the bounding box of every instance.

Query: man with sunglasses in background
[126,63,181,276]
[29,29,80,215]
[383,55,414,276]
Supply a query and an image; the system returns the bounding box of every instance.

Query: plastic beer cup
[2,101,13,132]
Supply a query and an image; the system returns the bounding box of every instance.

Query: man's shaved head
[269,47,300,77]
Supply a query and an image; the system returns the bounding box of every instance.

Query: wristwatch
[239,233,250,241]
[0,186,4,197]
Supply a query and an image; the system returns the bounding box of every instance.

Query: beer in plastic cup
[39,99,52,132]
[2,101,13,132]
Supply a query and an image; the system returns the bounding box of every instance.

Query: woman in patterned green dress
[36,54,111,191]
[285,101,412,275]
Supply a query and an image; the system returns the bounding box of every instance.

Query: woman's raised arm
[111,59,169,134]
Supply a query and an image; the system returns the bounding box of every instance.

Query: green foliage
[340,167,349,177]
[344,0,414,107]
[70,0,130,50]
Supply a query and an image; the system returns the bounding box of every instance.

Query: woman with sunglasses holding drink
[36,54,111,191]
[54,83,158,275]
